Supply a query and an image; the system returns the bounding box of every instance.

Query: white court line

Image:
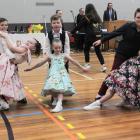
[24,68,106,86]
[24,78,105,86]
[69,69,93,80]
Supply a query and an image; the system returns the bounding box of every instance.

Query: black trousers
[84,40,105,65]
[74,34,85,51]
[98,53,128,96]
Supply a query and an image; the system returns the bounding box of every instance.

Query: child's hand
[82,67,90,72]
[0,31,8,38]
[67,31,72,37]
[24,68,32,72]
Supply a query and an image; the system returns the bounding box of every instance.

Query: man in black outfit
[74,8,85,52]
[103,2,117,21]
[56,9,65,30]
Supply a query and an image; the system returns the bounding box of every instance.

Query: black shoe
[95,95,104,101]
[17,98,27,104]
[95,97,101,101]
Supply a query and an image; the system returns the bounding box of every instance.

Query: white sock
[52,97,58,105]
[96,100,101,105]
[56,100,62,107]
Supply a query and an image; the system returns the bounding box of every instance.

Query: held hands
[93,40,101,47]
[82,66,90,72]
[67,31,72,37]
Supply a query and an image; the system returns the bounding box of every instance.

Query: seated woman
[84,51,140,110]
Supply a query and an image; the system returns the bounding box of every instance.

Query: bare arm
[43,34,51,55]
[0,31,27,54]
[65,55,89,72]
[64,32,70,55]
[25,57,49,71]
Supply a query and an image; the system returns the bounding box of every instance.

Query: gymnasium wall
[0,0,139,23]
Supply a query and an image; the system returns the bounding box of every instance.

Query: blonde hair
[52,38,62,48]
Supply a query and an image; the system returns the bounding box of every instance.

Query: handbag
[92,23,102,37]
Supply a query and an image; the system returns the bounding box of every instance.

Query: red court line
[26,92,78,140]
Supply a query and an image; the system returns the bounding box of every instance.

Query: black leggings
[84,41,105,65]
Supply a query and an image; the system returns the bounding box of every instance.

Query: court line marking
[69,69,93,80]
[2,107,83,119]
[57,115,65,121]
[77,133,86,139]
[23,67,107,86]
[25,88,87,139]
[0,112,14,140]
[67,123,75,129]
[26,92,78,140]
[6,111,43,118]
[24,78,105,86]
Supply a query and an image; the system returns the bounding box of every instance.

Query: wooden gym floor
[0,52,140,140]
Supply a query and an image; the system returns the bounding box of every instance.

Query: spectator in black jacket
[74,8,85,52]
[71,3,107,72]
[56,10,65,30]
[84,8,140,110]
[103,2,117,21]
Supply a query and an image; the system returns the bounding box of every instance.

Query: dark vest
[48,30,66,53]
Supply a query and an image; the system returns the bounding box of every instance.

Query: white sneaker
[83,100,101,110]
[50,105,63,113]
[100,66,107,72]
[0,98,9,110]
[84,63,91,69]
[52,99,58,106]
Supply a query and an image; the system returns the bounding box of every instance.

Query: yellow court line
[66,123,75,129]
[24,78,105,86]
[28,90,33,93]
[32,94,38,97]
[38,98,43,102]
[26,92,78,140]
[57,115,65,121]
[24,86,29,89]
[77,133,86,139]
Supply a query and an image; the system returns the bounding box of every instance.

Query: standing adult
[56,10,63,17]
[56,10,65,30]
[71,3,107,72]
[84,8,140,110]
[0,31,41,110]
[74,8,85,52]
[103,2,117,21]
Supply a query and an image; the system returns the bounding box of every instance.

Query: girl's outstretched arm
[0,31,26,54]
[65,54,89,72]
[25,56,49,71]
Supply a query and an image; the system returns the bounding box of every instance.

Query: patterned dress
[0,45,31,101]
[105,56,140,107]
[41,54,76,96]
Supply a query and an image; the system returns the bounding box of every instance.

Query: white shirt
[109,10,112,21]
[43,29,70,56]
[0,35,15,59]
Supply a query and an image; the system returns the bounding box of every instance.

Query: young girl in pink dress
[0,31,41,110]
